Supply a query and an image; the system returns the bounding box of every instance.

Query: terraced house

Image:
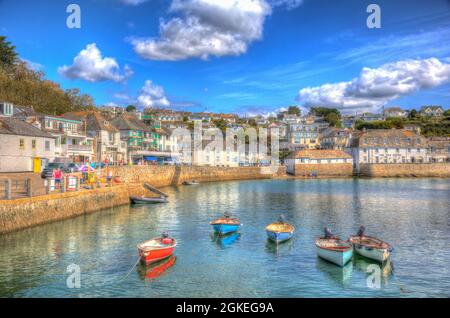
[64,111,127,164]
[351,129,429,173]
[112,113,160,163]
[39,115,94,163]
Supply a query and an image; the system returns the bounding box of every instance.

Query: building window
[19,139,25,150]
[32,139,36,150]
[45,140,50,151]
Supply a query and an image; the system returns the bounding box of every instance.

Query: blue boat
[266,215,295,244]
[210,213,241,235]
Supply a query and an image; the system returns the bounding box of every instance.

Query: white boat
[316,238,353,267]
[348,235,392,262]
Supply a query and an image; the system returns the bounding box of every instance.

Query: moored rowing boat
[266,216,295,244]
[137,233,177,265]
[210,213,241,235]
[316,238,353,267]
[349,226,393,262]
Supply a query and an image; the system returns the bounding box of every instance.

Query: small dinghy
[316,228,353,267]
[130,196,168,204]
[183,180,199,185]
[348,226,393,263]
[137,232,177,265]
[266,215,295,244]
[210,212,241,235]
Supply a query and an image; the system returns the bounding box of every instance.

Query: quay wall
[359,163,450,177]
[293,163,353,177]
[0,166,280,234]
[104,165,278,187]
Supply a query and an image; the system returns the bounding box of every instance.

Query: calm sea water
[0,178,449,298]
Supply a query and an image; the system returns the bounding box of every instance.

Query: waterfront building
[350,129,429,172]
[111,113,160,163]
[40,115,94,163]
[420,106,445,117]
[319,128,353,151]
[383,107,409,118]
[0,117,55,173]
[64,111,127,164]
[427,137,450,163]
[195,139,240,167]
[285,149,353,176]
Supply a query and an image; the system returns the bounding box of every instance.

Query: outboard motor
[161,231,171,244]
[278,214,286,223]
[324,227,334,239]
[357,226,366,237]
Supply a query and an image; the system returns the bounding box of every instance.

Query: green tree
[213,119,227,132]
[287,106,301,116]
[126,105,137,112]
[0,36,18,71]
[409,109,418,119]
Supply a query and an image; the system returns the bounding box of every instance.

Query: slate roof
[111,114,152,132]
[289,149,352,159]
[351,129,428,148]
[0,117,55,138]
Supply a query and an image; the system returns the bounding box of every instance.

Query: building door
[33,157,41,173]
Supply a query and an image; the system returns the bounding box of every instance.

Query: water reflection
[137,256,177,281]
[265,239,295,257]
[353,255,393,286]
[316,258,353,287]
[0,178,449,297]
[211,232,241,249]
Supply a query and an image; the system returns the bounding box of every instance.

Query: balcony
[67,144,93,152]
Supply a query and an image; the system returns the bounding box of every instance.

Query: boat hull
[316,246,353,267]
[353,244,390,262]
[138,237,177,266]
[139,246,174,265]
[130,196,168,204]
[266,230,293,243]
[212,224,240,235]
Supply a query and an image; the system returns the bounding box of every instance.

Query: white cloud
[297,57,450,114]
[269,0,303,10]
[137,80,170,108]
[58,43,133,82]
[120,0,149,6]
[132,0,272,61]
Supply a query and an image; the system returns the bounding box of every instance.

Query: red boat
[137,234,177,265]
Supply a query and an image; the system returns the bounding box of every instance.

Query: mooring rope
[119,256,142,282]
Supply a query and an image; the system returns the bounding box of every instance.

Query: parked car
[41,162,65,179]
[66,163,79,173]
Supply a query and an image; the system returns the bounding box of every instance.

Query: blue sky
[1,0,449,116]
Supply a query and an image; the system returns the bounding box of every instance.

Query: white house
[0,117,55,173]
[351,129,429,172]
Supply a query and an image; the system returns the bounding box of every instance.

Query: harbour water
[0,178,449,297]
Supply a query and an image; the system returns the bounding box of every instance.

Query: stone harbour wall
[0,166,281,234]
[359,163,450,178]
[293,163,353,177]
